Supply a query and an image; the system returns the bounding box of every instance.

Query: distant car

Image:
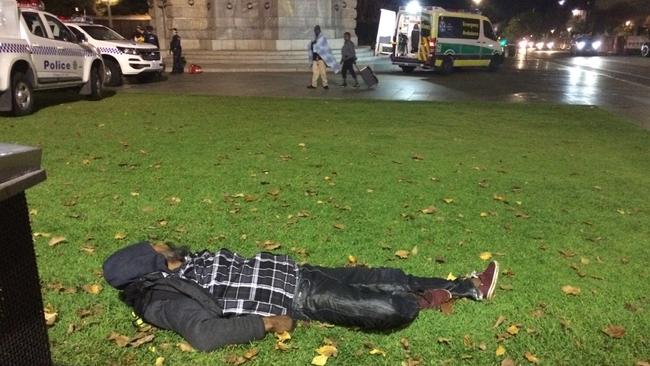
[642,42,649,57]
[570,36,602,56]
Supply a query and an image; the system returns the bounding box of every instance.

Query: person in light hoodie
[307,25,340,89]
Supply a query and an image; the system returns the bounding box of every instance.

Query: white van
[383,5,504,74]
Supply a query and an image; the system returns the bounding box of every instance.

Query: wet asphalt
[119,51,650,130]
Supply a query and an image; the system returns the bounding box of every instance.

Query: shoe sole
[485,261,499,300]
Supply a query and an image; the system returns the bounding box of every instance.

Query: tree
[42,0,95,16]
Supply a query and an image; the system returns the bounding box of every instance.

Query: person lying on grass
[103,242,499,352]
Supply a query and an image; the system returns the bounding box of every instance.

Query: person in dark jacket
[170,28,183,74]
[340,32,359,87]
[103,242,499,352]
[144,25,159,48]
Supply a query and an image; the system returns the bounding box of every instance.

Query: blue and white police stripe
[0,42,30,53]
[97,47,122,55]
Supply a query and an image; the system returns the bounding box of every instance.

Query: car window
[438,16,479,39]
[80,25,125,41]
[44,14,76,43]
[69,26,86,42]
[21,11,47,38]
[483,20,497,41]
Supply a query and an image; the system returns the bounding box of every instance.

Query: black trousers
[291,265,473,331]
[341,59,357,81]
[172,50,183,73]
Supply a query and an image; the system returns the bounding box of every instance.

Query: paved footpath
[119,54,650,130]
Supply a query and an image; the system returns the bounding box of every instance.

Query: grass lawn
[1,93,649,366]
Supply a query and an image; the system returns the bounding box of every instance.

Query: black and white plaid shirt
[175,249,299,317]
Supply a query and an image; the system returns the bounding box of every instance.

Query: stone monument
[149,0,357,51]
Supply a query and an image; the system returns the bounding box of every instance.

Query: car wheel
[104,59,122,86]
[642,44,650,57]
[11,71,34,116]
[440,56,454,75]
[488,54,501,72]
[89,65,103,100]
[400,66,415,73]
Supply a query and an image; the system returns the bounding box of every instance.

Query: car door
[19,10,56,82]
[43,13,83,82]
[481,20,498,62]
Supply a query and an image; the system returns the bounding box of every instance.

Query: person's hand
[262,316,295,333]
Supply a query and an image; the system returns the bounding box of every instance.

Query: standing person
[132,25,145,43]
[144,25,159,48]
[307,25,340,89]
[103,241,499,352]
[340,32,359,87]
[170,28,183,74]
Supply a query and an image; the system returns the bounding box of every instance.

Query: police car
[65,21,164,86]
[0,0,104,116]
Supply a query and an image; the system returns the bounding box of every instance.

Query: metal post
[106,0,113,28]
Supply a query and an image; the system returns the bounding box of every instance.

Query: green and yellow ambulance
[388,5,504,74]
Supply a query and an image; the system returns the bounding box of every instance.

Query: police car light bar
[16,0,44,10]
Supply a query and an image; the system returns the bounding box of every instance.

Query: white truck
[65,21,164,86]
[0,1,104,116]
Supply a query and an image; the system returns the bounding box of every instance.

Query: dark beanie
[103,241,169,290]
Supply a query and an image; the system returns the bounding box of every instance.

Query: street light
[567,27,573,32]
[473,0,482,5]
[558,0,565,5]
[550,29,556,34]
[571,8,582,17]
[625,20,632,27]
[405,1,422,13]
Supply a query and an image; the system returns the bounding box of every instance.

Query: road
[120,51,650,130]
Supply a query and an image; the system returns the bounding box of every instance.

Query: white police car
[65,21,164,86]
[0,0,104,116]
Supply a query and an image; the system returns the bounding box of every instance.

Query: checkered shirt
[176,249,299,317]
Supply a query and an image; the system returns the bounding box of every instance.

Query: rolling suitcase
[355,64,378,88]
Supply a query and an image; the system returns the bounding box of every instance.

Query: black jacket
[122,273,266,352]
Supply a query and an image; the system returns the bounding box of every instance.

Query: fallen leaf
[602,324,625,339]
[480,212,490,217]
[437,337,451,344]
[169,196,181,204]
[524,352,540,364]
[48,236,67,247]
[501,359,516,366]
[44,306,58,326]
[500,284,514,291]
[412,154,424,161]
[369,348,386,356]
[395,250,410,259]
[155,357,165,366]
[243,347,259,360]
[506,324,520,335]
[275,331,291,343]
[440,301,454,315]
[420,206,437,214]
[411,246,418,256]
[446,272,457,281]
[496,344,506,356]
[261,240,281,251]
[400,337,409,351]
[442,198,454,204]
[493,315,507,328]
[333,223,345,230]
[636,362,650,366]
[176,342,195,352]
[559,249,576,258]
[114,232,127,240]
[561,285,581,296]
[479,252,493,261]
[107,332,130,347]
[347,255,358,265]
[316,345,338,357]
[275,341,291,351]
[83,284,103,295]
[298,143,306,148]
[34,232,51,238]
[311,355,328,366]
[128,333,154,348]
[80,244,96,254]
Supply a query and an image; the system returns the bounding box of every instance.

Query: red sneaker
[417,289,452,309]
[476,261,499,300]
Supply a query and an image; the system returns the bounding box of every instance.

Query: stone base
[197,38,347,51]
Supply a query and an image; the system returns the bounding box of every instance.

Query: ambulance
[0,0,104,115]
[382,2,504,74]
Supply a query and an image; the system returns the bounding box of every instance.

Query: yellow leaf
[311,355,328,366]
[479,252,493,261]
[83,284,103,295]
[347,255,358,265]
[333,223,345,230]
[524,352,540,364]
[480,212,489,217]
[495,344,506,357]
[43,308,58,326]
[243,347,259,360]
[169,196,181,204]
[420,206,437,214]
[369,348,386,356]
[395,250,410,259]
[155,357,165,366]
[298,143,306,148]
[446,272,457,281]
[316,345,338,357]
[48,236,67,247]
[275,341,290,351]
[114,232,127,240]
[411,246,418,256]
[274,331,291,342]
[506,324,520,335]
[107,332,130,347]
[177,342,194,352]
[442,198,454,204]
[561,285,581,296]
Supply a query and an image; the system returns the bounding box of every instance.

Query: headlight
[535,42,544,49]
[527,41,535,48]
[546,42,555,49]
[576,41,586,50]
[592,41,602,50]
[518,40,528,48]
[117,47,138,55]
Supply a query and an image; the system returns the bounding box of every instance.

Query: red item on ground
[188,64,203,74]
